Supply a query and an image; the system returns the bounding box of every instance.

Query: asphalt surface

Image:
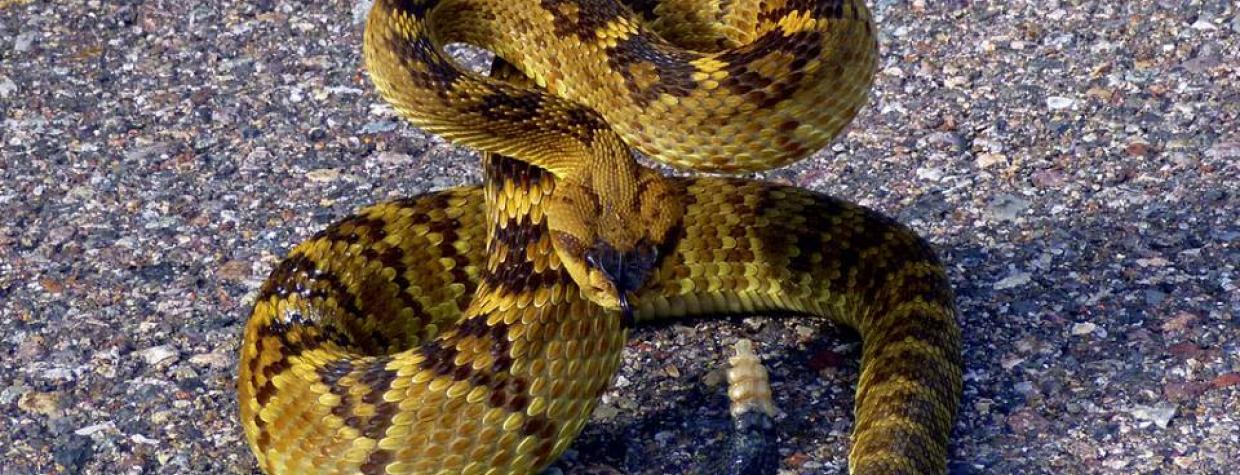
[1,1,1236,474]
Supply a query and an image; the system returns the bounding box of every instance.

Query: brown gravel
[1,0,1237,474]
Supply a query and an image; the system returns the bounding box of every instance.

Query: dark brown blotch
[482,254,543,293]
[560,107,602,143]
[387,0,441,19]
[756,0,846,25]
[470,90,543,125]
[617,0,658,20]
[255,381,277,406]
[718,30,822,104]
[256,428,271,453]
[324,214,390,245]
[363,399,400,440]
[258,255,365,322]
[418,339,461,377]
[261,357,291,381]
[359,363,399,404]
[360,449,394,475]
[384,28,461,91]
[540,0,628,40]
[317,359,357,419]
[521,414,557,438]
[870,313,959,360]
[605,35,698,107]
[484,154,549,190]
[853,383,952,467]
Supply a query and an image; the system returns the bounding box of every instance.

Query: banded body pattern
[241,159,962,474]
[240,157,626,474]
[634,178,962,473]
[365,0,878,172]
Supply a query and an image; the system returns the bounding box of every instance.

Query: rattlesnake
[237,0,961,473]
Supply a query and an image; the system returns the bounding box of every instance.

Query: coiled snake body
[237,0,962,473]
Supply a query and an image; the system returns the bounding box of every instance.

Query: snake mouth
[585,239,658,326]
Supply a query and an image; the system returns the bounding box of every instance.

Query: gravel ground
[2,0,1237,474]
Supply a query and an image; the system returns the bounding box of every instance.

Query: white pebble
[74,421,116,437]
[140,345,179,366]
[1130,403,1177,429]
[1070,322,1097,336]
[1046,96,1075,110]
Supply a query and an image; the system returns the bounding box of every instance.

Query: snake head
[547,166,682,321]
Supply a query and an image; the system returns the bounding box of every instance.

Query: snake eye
[585,253,607,278]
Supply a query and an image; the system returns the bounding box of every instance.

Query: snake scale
[237,0,962,474]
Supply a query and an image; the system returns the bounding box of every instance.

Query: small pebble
[139,345,180,367]
[1130,403,1177,429]
[1046,96,1076,110]
[1071,322,1097,336]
